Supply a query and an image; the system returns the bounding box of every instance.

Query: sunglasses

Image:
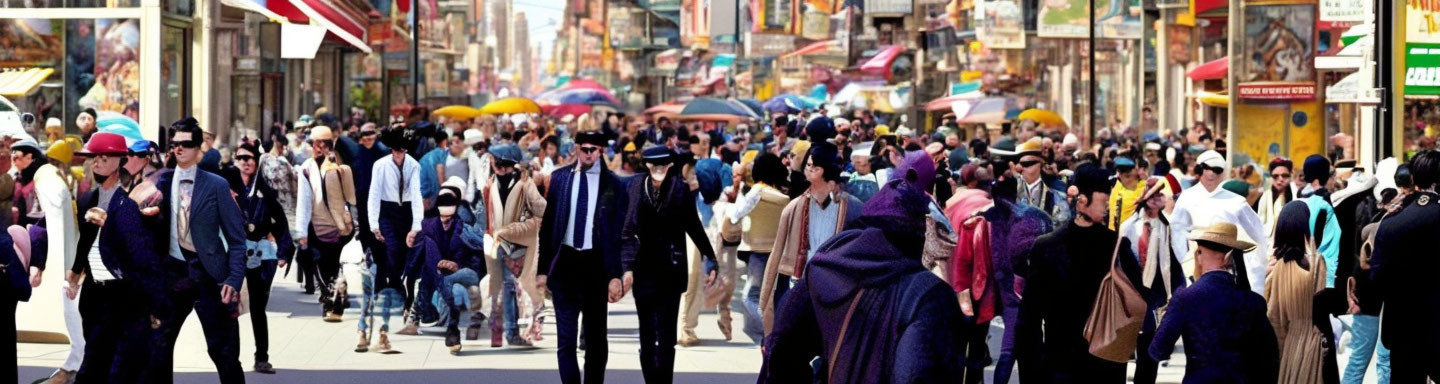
[579,146,600,154]
[172,141,201,149]
[1271,172,1291,178]
[1018,160,1042,168]
[235,155,255,162]
[1199,165,1224,174]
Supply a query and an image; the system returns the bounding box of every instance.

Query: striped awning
[0,68,54,98]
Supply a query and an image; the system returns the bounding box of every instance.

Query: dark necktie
[397,161,405,202]
[573,167,589,248]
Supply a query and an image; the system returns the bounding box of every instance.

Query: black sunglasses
[1271,172,1291,178]
[172,140,201,149]
[1018,160,1042,168]
[579,146,600,154]
[1199,165,1224,174]
[235,155,255,161]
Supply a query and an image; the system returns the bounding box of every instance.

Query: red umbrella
[543,103,593,116]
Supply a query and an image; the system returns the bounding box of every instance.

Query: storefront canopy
[0,68,54,98]
[1187,57,1227,81]
[1316,34,1371,71]
[220,0,289,23]
[268,0,372,54]
[783,40,841,58]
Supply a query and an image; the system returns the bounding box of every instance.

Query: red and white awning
[268,0,371,54]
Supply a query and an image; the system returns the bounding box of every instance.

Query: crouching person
[417,184,486,354]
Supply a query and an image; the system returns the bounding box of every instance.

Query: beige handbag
[1083,236,1148,363]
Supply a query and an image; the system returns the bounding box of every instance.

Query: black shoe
[254,361,276,374]
[446,328,462,355]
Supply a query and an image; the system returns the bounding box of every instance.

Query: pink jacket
[946,189,997,323]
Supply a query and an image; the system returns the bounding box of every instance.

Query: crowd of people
[1,103,1437,384]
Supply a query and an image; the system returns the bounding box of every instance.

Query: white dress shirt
[89,185,120,280]
[169,165,198,261]
[563,164,601,250]
[1169,182,1272,294]
[367,154,424,232]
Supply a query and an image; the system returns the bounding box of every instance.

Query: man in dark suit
[147,118,249,383]
[1371,150,1440,383]
[67,132,168,383]
[538,130,628,384]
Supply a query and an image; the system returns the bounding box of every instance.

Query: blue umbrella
[96,112,144,145]
[762,97,800,114]
[681,97,753,117]
[554,88,619,106]
[732,98,765,117]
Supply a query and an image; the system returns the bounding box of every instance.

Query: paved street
[16,241,1382,383]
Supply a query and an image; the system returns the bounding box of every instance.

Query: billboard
[1238,4,1317,100]
[976,0,1025,49]
[1036,0,1141,39]
[1406,0,1440,95]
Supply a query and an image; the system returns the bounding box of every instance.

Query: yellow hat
[874,125,891,137]
[47,138,76,165]
[741,149,759,166]
[789,140,812,157]
[1017,137,1044,156]
[623,141,637,152]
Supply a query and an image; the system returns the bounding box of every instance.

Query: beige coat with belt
[760,191,851,336]
[483,173,547,313]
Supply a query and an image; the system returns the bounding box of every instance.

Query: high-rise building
[515,11,531,90]
[491,0,511,69]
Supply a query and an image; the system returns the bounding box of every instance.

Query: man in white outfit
[1169,150,1271,293]
[39,140,80,384]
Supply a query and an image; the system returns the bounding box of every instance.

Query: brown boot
[678,335,700,347]
[324,312,343,323]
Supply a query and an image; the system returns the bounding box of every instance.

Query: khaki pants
[679,201,739,341]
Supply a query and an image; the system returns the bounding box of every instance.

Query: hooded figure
[761,168,964,383]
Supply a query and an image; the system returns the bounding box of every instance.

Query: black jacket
[1371,190,1440,362]
[72,185,169,315]
[620,175,717,294]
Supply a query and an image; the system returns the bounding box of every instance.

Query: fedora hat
[1188,223,1256,253]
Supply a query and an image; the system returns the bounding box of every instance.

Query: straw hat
[1187,223,1256,253]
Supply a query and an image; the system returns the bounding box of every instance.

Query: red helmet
[79,132,129,156]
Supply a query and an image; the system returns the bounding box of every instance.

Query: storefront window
[160,24,188,126]
[0,0,139,7]
[163,0,192,16]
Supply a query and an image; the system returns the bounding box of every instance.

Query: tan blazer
[482,173,547,310]
[760,191,852,335]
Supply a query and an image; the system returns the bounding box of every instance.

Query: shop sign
[1037,0,1141,39]
[1238,83,1317,100]
[655,50,682,72]
[1167,25,1193,64]
[1319,0,1365,22]
[975,0,1025,49]
[1326,72,1381,104]
[1405,43,1440,95]
[867,0,912,14]
[801,9,832,40]
[1239,4,1316,100]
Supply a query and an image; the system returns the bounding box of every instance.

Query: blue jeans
[1343,314,1390,384]
[502,264,522,339]
[435,268,480,330]
[741,252,787,345]
[359,264,403,333]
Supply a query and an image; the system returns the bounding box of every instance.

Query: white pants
[61,285,85,371]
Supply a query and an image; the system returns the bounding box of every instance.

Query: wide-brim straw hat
[1188,222,1256,253]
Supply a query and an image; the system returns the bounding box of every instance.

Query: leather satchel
[1083,236,1147,363]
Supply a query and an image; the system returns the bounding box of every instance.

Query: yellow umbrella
[432,105,483,120]
[1016,108,1067,127]
[480,97,542,115]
